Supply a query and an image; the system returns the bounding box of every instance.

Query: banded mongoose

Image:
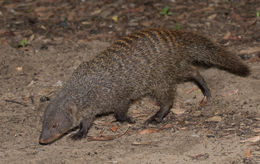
[39,28,250,144]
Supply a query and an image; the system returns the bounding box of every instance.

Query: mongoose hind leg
[192,70,211,106]
[184,66,211,104]
[192,70,211,99]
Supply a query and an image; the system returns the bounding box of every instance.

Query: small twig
[5,99,28,107]
[133,113,149,118]
[87,126,130,142]
[240,135,260,143]
[132,141,151,146]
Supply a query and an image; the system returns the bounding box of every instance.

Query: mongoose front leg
[71,118,93,140]
[114,102,135,123]
[145,87,175,125]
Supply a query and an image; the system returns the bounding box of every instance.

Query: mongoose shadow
[39,28,250,144]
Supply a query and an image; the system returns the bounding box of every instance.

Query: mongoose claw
[70,130,86,140]
[199,96,209,107]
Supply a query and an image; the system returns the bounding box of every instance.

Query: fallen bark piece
[139,124,175,135]
[138,128,159,135]
[87,127,129,142]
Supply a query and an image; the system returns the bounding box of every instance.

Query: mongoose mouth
[39,127,78,145]
[39,133,63,145]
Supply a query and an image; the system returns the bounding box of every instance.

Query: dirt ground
[0,0,259,163]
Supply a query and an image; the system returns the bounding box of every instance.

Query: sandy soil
[0,40,259,163]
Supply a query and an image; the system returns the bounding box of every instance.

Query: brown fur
[39,28,250,144]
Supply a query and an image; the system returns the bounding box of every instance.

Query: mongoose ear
[68,102,77,116]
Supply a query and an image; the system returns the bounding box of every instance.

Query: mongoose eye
[52,124,57,128]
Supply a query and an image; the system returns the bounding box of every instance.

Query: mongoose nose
[39,133,62,145]
[39,138,47,145]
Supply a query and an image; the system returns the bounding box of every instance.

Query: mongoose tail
[179,31,250,77]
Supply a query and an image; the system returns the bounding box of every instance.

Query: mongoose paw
[115,115,135,124]
[199,96,210,107]
[144,116,162,126]
[125,117,136,124]
[70,130,86,140]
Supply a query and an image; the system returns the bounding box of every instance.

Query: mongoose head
[39,100,78,144]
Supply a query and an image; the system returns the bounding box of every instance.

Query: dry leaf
[91,9,102,15]
[16,66,23,72]
[4,4,16,9]
[160,124,174,129]
[171,108,185,115]
[223,89,238,97]
[124,6,145,13]
[206,116,222,122]
[231,11,256,27]
[150,100,159,106]
[28,34,35,42]
[238,47,260,55]
[0,39,9,46]
[141,21,153,27]
[112,15,118,22]
[34,6,47,13]
[68,10,77,21]
[0,30,15,37]
[40,25,47,30]
[110,125,119,132]
[245,149,251,158]
[208,14,217,20]
[81,21,91,25]
[231,11,244,23]
[138,128,159,135]
[34,7,53,20]
[222,31,231,40]
[252,128,260,133]
[193,7,213,14]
